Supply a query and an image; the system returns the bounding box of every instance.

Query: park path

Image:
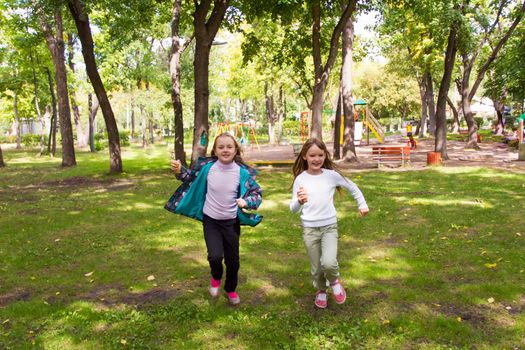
[243,136,525,171]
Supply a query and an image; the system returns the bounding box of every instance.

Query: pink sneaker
[209,278,220,298]
[314,291,328,309]
[227,291,240,305]
[331,279,346,304]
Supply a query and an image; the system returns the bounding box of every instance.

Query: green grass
[1,145,524,349]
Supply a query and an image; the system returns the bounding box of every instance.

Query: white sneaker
[209,279,220,298]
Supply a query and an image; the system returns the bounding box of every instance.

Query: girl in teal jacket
[165,133,262,305]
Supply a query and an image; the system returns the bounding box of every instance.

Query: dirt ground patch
[242,136,525,172]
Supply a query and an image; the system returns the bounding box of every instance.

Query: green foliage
[119,130,130,146]
[21,134,47,147]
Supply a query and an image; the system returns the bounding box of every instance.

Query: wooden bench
[372,145,410,167]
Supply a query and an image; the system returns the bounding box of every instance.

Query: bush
[22,134,48,147]
[282,120,303,137]
[119,131,130,146]
[94,140,105,151]
[474,117,484,128]
[0,135,17,143]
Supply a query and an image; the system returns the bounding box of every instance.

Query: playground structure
[339,99,385,145]
[213,121,260,150]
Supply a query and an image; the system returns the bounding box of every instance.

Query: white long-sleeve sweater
[289,169,368,228]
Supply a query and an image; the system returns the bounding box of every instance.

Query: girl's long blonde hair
[210,133,246,165]
[292,138,339,179]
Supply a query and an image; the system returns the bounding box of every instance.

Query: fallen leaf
[120,339,127,345]
[516,232,522,237]
[506,306,512,310]
[457,317,462,322]
[484,263,497,269]
[382,319,390,325]
[147,275,155,281]
[84,271,94,277]
[2,319,9,324]
[487,297,495,303]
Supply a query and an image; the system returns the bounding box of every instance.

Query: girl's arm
[289,180,302,213]
[334,172,368,210]
[243,178,263,210]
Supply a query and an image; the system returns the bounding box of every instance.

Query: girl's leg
[203,214,224,281]
[303,227,326,291]
[222,218,240,293]
[320,224,340,284]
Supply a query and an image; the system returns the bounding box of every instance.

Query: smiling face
[303,144,326,175]
[213,135,237,164]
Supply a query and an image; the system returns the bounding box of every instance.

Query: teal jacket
[165,157,263,226]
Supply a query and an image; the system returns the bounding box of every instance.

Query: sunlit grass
[0,144,524,349]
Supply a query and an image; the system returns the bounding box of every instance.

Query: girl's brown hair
[210,133,245,165]
[292,138,339,179]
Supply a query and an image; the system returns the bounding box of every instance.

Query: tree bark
[46,68,57,156]
[0,145,4,167]
[37,7,76,166]
[29,50,45,155]
[13,92,21,150]
[417,71,428,138]
[277,85,284,144]
[426,72,436,135]
[435,11,460,159]
[67,33,86,148]
[170,0,187,165]
[310,0,357,140]
[341,15,357,162]
[491,94,506,135]
[88,93,99,152]
[68,0,122,173]
[265,81,277,144]
[333,91,342,159]
[191,0,230,163]
[446,96,461,133]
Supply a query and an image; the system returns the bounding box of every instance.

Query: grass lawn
[0,144,524,349]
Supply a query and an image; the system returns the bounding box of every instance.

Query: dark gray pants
[203,214,240,293]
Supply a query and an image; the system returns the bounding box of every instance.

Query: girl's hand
[236,198,247,208]
[171,159,182,174]
[297,186,308,205]
[358,208,369,217]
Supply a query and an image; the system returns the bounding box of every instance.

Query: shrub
[119,130,130,146]
[22,134,48,147]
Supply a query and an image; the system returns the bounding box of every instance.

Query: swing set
[213,121,260,150]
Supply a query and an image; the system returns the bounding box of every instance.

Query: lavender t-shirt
[203,161,240,220]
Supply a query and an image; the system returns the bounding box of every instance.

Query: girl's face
[303,144,326,174]
[214,136,237,164]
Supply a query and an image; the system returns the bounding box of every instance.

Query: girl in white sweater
[290,138,369,309]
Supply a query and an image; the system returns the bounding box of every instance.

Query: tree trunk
[67,33,86,148]
[435,13,460,159]
[459,53,480,149]
[46,68,57,156]
[333,91,342,159]
[191,0,230,163]
[29,51,45,155]
[88,93,99,152]
[170,0,187,165]
[417,72,428,138]
[69,0,122,173]
[38,7,76,167]
[446,96,461,133]
[265,81,277,144]
[491,95,506,135]
[426,72,436,135]
[341,15,357,162]
[13,92,21,150]
[277,85,284,144]
[310,0,357,140]
[0,145,4,167]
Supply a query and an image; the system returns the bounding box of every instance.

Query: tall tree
[435,3,462,160]
[66,33,86,148]
[341,14,357,161]
[191,0,230,162]
[458,0,525,148]
[35,4,76,167]
[0,144,4,167]
[310,0,357,140]
[68,0,122,173]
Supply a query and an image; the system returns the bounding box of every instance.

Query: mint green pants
[302,224,339,291]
